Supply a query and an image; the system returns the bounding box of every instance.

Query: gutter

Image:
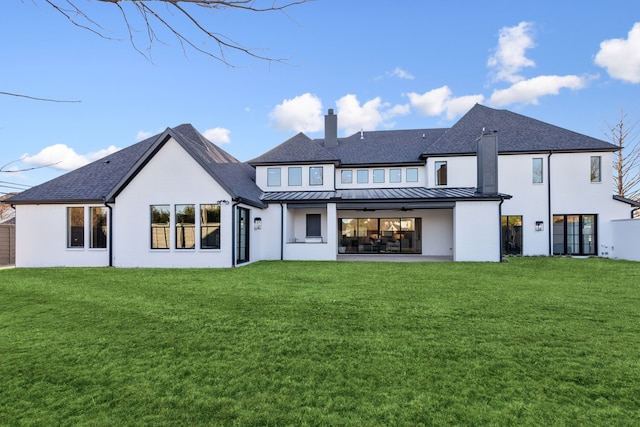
[280,203,284,260]
[103,200,113,267]
[547,151,553,255]
[499,196,505,262]
[231,199,241,267]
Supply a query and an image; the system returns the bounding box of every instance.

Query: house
[7,104,640,267]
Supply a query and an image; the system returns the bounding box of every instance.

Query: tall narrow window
[306,214,322,237]
[357,170,368,183]
[90,207,107,249]
[150,205,170,249]
[590,156,601,182]
[309,167,323,185]
[341,170,353,184]
[406,168,418,182]
[67,207,84,248]
[201,204,221,249]
[532,158,543,183]
[389,169,402,183]
[435,161,447,185]
[373,169,385,183]
[267,168,281,187]
[288,167,302,186]
[175,204,195,249]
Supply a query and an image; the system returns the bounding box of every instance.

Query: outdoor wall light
[217,199,230,205]
[535,221,544,231]
[254,217,262,230]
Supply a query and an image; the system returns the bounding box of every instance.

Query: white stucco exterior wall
[611,219,640,261]
[453,201,501,262]
[14,204,110,267]
[113,138,238,268]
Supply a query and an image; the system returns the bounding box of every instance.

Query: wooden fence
[0,224,15,265]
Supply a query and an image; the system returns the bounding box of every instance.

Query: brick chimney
[324,109,338,147]
[476,129,498,195]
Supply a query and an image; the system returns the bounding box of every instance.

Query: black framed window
[501,215,522,255]
[406,168,418,182]
[150,205,170,249]
[175,204,195,249]
[90,207,107,249]
[288,167,302,186]
[309,167,323,186]
[590,156,601,182]
[67,207,84,248]
[435,161,447,185]
[341,170,353,184]
[532,158,543,184]
[267,168,281,187]
[201,204,221,249]
[306,214,321,237]
[553,214,597,255]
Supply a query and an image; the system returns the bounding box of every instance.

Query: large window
[553,214,597,255]
[339,217,421,254]
[309,167,323,186]
[67,207,84,248]
[201,204,221,249]
[288,167,302,186]
[90,207,108,249]
[406,168,418,182]
[150,205,170,249]
[435,161,447,185]
[175,204,196,249]
[341,170,353,184]
[590,156,601,182]
[532,158,543,184]
[357,170,369,183]
[267,168,281,187]
[501,215,522,255]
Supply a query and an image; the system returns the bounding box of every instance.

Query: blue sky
[2,0,640,193]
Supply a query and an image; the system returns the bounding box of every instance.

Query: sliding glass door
[339,217,421,254]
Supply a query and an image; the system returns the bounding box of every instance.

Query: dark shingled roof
[8,124,265,208]
[250,104,617,166]
[423,104,617,156]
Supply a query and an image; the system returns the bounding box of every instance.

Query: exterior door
[236,207,250,264]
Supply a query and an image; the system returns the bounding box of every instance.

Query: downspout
[231,200,240,267]
[280,202,284,260]
[104,200,113,267]
[499,196,505,262]
[547,151,553,255]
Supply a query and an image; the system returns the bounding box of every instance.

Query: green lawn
[1,258,639,426]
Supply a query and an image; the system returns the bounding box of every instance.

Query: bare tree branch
[0,91,81,103]
[1,159,61,173]
[42,0,312,66]
[604,106,640,201]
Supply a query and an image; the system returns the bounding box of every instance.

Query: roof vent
[360,129,364,140]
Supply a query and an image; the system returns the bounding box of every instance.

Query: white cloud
[203,127,231,145]
[407,86,484,119]
[488,74,589,106]
[135,130,153,142]
[269,93,323,133]
[488,21,536,83]
[335,94,409,135]
[595,22,640,83]
[22,144,121,171]
[389,67,415,80]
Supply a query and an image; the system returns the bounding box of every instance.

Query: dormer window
[341,170,353,184]
[357,170,369,184]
